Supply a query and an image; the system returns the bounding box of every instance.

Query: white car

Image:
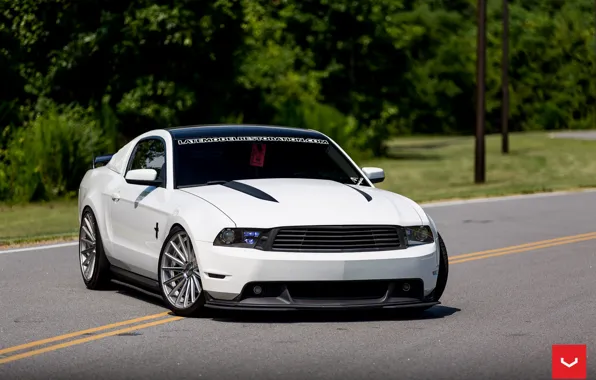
[78,125,449,316]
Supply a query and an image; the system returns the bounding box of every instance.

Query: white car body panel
[108,181,170,278]
[78,126,445,310]
[180,178,424,228]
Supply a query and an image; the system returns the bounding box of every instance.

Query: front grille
[270,225,404,252]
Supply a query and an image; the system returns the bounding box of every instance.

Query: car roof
[166,124,327,140]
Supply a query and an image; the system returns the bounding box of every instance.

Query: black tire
[158,225,206,317]
[79,208,111,290]
[430,232,449,302]
[400,233,449,315]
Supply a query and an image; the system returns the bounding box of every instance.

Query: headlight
[404,226,434,246]
[213,228,270,249]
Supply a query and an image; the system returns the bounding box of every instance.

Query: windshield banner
[176,136,329,145]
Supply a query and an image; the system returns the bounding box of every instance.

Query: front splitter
[204,299,439,311]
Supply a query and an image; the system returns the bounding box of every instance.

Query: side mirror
[361,167,385,184]
[125,169,162,187]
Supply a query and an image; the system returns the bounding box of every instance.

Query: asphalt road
[551,130,596,140]
[1,190,595,380]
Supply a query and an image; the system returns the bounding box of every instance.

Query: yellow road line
[2,231,595,365]
[0,316,183,365]
[448,231,596,261]
[0,311,170,356]
[450,234,596,264]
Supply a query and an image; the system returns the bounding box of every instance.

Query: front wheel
[158,226,206,317]
[430,232,449,302]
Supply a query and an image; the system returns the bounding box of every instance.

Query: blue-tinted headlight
[214,228,269,249]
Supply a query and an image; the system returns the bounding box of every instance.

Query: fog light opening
[253,285,263,295]
[402,283,411,292]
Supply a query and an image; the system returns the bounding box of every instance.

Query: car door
[108,137,170,279]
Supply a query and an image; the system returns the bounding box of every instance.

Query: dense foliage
[0,0,595,202]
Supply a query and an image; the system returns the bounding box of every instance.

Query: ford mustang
[78,125,449,316]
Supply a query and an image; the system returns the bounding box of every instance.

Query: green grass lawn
[0,200,79,246]
[364,131,596,202]
[1,131,595,246]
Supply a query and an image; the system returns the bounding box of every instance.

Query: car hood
[180,178,424,228]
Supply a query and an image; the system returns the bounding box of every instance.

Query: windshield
[173,136,368,188]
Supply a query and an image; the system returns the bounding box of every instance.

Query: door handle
[111,193,120,202]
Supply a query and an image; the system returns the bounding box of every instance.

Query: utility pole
[501,0,509,154]
[475,0,487,183]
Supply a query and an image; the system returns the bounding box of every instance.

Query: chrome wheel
[79,213,97,281]
[160,231,202,309]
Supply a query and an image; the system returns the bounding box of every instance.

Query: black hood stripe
[345,185,373,202]
[221,181,279,203]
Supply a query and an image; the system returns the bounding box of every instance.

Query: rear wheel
[79,208,111,289]
[158,226,206,317]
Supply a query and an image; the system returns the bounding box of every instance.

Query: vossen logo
[176,136,330,145]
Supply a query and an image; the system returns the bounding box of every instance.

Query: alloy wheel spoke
[82,226,93,241]
[83,218,95,240]
[162,266,183,272]
[192,273,202,293]
[168,279,186,297]
[84,255,94,278]
[82,256,92,266]
[189,277,196,304]
[178,235,189,261]
[176,279,189,306]
[184,237,193,264]
[163,272,186,285]
[81,246,95,255]
[183,278,191,308]
[164,251,185,267]
[169,241,187,263]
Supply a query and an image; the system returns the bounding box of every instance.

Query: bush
[274,100,370,160]
[1,103,107,203]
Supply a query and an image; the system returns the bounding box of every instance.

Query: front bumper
[203,279,439,311]
[195,240,440,307]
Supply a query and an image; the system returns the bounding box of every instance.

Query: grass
[0,200,79,247]
[363,131,596,202]
[1,131,595,247]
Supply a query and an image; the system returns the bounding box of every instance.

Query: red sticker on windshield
[250,143,266,167]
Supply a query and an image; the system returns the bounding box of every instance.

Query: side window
[127,139,166,184]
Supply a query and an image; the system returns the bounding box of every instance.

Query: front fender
[161,190,236,255]
[163,193,236,270]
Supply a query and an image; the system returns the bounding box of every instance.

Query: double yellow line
[1,231,595,366]
[449,231,596,264]
[0,312,183,365]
